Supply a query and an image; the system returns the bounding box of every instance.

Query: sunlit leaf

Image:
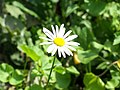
[84,73,105,90]
[0,63,14,82]
[77,50,98,64]
[105,79,119,89]
[105,69,120,89]
[66,66,80,75]
[54,66,66,75]
[65,4,79,17]
[113,35,120,45]
[13,1,39,19]
[5,4,25,19]
[96,61,110,70]
[9,69,24,85]
[18,45,40,61]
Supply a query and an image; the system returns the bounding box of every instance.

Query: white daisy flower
[40,24,80,58]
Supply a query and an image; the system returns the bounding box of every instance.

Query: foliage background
[0,0,120,90]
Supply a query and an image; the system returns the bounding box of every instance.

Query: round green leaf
[84,73,105,90]
[0,63,14,82]
[55,72,71,89]
[9,69,24,85]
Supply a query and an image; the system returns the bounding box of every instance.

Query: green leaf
[0,63,14,82]
[66,66,80,75]
[42,57,61,70]
[82,0,106,16]
[9,69,24,85]
[13,1,39,19]
[77,50,98,64]
[55,72,71,89]
[96,61,110,70]
[104,40,119,56]
[84,73,105,90]
[78,27,95,50]
[54,66,66,74]
[29,84,43,90]
[80,20,92,30]
[65,4,79,17]
[5,4,25,19]
[113,35,120,45]
[25,86,29,90]
[105,79,119,89]
[110,69,120,80]
[105,69,120,89]
[90,42,103,53]
[5,15,25,30]
[0,17,5,27]
[18,45,40,61]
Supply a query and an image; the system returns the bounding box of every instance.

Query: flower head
[40,24,80,58]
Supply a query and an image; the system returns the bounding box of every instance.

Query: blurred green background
[0,0,120,90]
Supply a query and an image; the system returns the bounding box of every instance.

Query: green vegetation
[0,0,120,90]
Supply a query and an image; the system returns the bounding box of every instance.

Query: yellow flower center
[53,37,65,46]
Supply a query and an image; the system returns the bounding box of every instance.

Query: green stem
[85,65,88,73]
[98,61,117,77]
[88,62,91,72]
[24,57,28,74]
[46,56,56,87]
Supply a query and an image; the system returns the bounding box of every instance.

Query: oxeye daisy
[40,24,80,58]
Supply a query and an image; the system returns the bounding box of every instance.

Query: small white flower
[40,24,80,58]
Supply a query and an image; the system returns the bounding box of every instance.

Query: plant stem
[24,57,28,74]
[98,61,117,77]
[88,62,91,72]
[46,56,56,87]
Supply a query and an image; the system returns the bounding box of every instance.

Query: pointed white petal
[58,47,61,57]
[66,42,80,46]
[64,46,73,56]
[66,45,76,51]
[60,48,66,58]
[52,46,58,56]
[39,37,52,41]
[43,27,55,39]
[58,24,65,37]
[63,30,72,38]
[55,25,59,37]
[47,44,55,53]
[40,42,53,45]
[51,25,56,36]
[62,46,71,56]
[65,35,78,41]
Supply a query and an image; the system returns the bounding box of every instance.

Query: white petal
[58,24,65,37]
[47,44,55,53]
[64,46,73,56]
[43,27,55,40]
[40,42,53,45]
[66,45,76,51]
[58,47,61,57]
[60,48,66,58]
[55,25,59,37]
[62,46,70,56]
[63,30,72,38]
[65,35,78,41]
[66,42,80,46]
[52,46,58,56]
[51,25,56,36]
[39,37,52,41]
